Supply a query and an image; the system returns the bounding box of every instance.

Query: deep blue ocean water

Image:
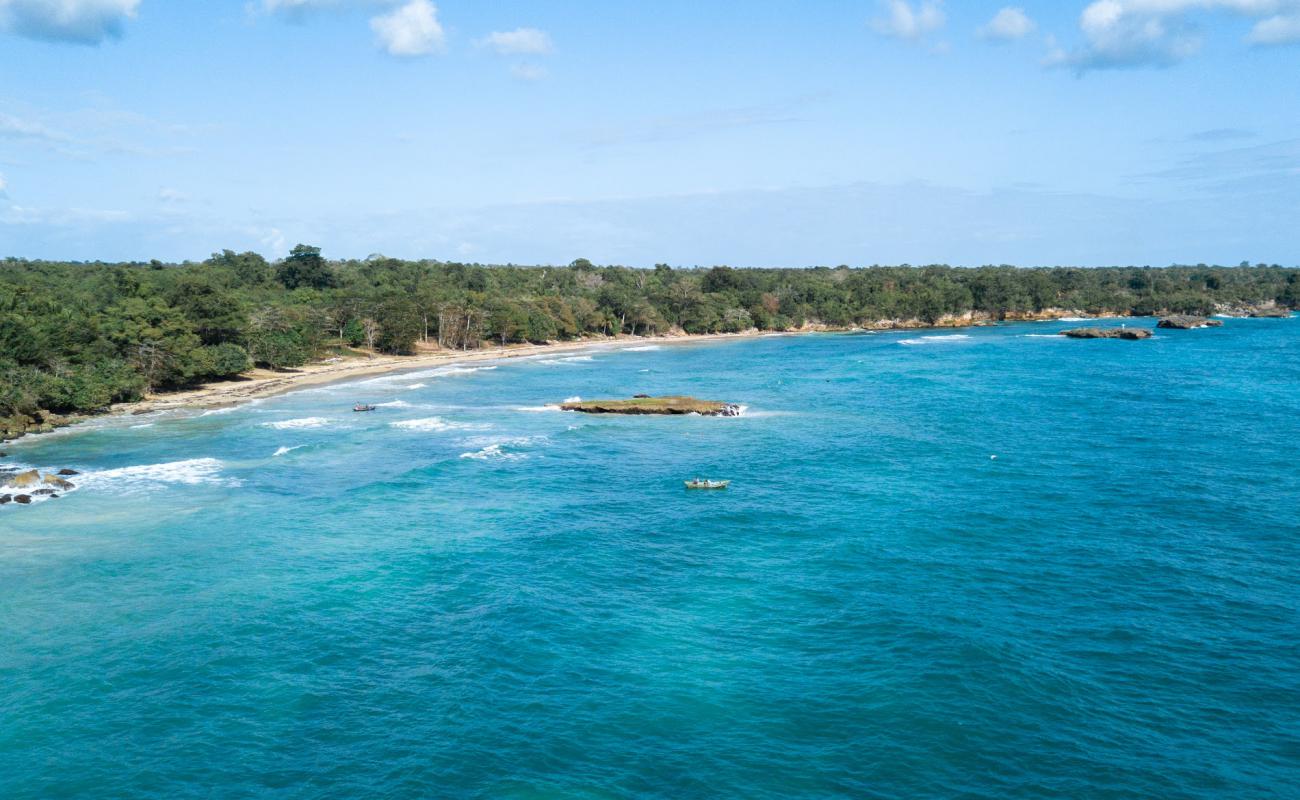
[2,318,1299,799]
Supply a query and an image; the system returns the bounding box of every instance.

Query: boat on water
[684,479,730,490]
[353,403,377,412]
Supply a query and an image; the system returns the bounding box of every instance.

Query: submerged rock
[57,468,80,476]
[30,488,57,496]
[1060,327,1153,340]
[561,395,743,416]
[1158,315,1223,329]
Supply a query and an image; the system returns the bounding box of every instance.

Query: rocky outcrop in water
[1158,315,1222,329]
[1060,327,1153,340]
[10,470,42,488]
[561,396,743,416]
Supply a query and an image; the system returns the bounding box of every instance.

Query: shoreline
[7,308,1236,446]
[112,330,779,415]
[0,330,792,446]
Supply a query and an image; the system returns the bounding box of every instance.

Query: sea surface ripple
[2,320,1298,799]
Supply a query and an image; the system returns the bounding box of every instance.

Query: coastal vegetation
[1,250,1297,437]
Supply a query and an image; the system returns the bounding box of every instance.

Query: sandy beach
[109,330,790,417]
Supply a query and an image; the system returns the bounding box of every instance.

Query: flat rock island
[1060,327,1153,340]
[560,395,743,416]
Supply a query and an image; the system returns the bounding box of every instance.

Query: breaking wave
[623,345,661,352]
[273,445,306,457]
[263,417,332,430]
[390,417,491,433]
[899,335,972,346]
[79,458,235,494]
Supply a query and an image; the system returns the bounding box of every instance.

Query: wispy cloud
[370,0,444,56]
[478,27,554,56]
[582,97,819,149]
[510,63,549,82]
[870,0,946,42]
[978,7,1035,42]
[0,112,71,143]
[0,0,139,45]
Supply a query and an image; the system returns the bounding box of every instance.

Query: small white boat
[684,479,730,490]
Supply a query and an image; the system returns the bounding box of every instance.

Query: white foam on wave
[623,345,661,352]
[77,458,235,494]
[459,444,524,461]
[130,423,155,428]
[263,417,332,430]
[898,334,973,346]
[374,400,412,408]
[1058,317,1093,322]
[563,396,582,403]
[360,364,497,387]
[273,445,306,457]
[515,405,561,412]
[390,417,491,433]
[1022,334,1065,339]
[538,355,594,365]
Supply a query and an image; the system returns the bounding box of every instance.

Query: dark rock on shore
[0,494,10,504]
[1060,327,1153,340]
[1158,315,1223,329]
[14,495,31,504]
[57,468,80,476]
[31,488,57,496]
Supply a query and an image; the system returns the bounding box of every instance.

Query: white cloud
[0,174,7,193]
[158,187,187,204]
[370,0,444,56]
[478,27,554,55]
[870,0,946,41]
[978,7,1036,41]
[0,0,139,45]
[1248,11,1300,43]
[1061,0,1300,70]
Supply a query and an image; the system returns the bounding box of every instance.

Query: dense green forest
[2,248,1297,437]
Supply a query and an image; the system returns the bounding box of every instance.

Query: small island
[1060,327,1153,340]
[560,395,743,416]
[1157,315,1223,329]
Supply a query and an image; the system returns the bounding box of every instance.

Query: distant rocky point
[560,396,743,416]
[1157,315,1223,329]
[1060,327,1153,340]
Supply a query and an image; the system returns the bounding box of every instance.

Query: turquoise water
[3,319,1299,799]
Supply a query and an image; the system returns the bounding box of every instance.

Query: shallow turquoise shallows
[3,319,1299,799]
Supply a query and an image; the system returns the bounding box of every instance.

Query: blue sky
[1,0,1297,266]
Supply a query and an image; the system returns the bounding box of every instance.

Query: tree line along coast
[1,247,1296,440]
